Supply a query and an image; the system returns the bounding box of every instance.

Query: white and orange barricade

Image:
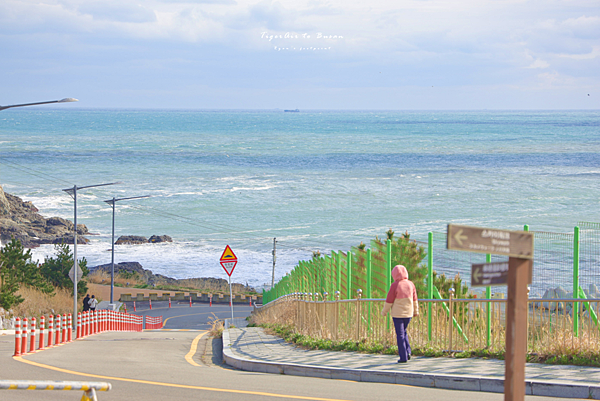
[67,314,73,342]
[54,314,61,345]
[48,315,54,347]
[76,312,82,339]
[38,316,45,351]
[62,314,67,343]
[29,318,36,353]
[14,318,21,356]
[21,318,28,354]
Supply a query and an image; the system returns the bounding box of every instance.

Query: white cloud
[558,45,600,60]
[78,2,157,23]
[1,0,599,108]
[526,59,550,69]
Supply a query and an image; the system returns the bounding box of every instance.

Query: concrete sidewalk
[223,327,600,399]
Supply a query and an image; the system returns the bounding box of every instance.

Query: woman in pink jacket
[381,265,419,363]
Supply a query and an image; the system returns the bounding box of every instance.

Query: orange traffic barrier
[14,318,21,356]
[67,314,73,342]
[29,318,36,353]
[21,318,28,354]
[39,316,45,351]
[48,315,54,347]
[55,314,61,345]
[12,310,145,356]
[62,314,67,343]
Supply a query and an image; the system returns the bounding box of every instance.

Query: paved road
[0,303,576,400]
[126,300,254,330]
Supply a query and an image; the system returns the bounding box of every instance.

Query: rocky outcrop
[90,261,254,293]
[115,236,148,245]
[91,262,154,282]
[149,235,172,243]
[0,185,89,248]
[115,235,173,245]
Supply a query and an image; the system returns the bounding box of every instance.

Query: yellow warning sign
[220,245,237,261]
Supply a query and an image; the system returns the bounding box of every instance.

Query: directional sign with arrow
[447,224,534,259]
[471,262,509,287]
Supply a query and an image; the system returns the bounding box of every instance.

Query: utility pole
[104,195,150,305]
[271,238,277,289]
[63,182,120,329]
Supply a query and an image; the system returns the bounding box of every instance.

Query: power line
[0,158,73,186]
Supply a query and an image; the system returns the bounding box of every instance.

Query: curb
[222,329,600,399]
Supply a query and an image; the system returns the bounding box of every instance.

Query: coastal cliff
[0,184,89,247]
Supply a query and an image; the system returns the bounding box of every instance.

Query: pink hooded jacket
[381,265,419,318]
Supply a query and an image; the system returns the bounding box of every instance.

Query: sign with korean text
[447,224,534,259]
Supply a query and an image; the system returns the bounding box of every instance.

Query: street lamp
[104,195,151,305]
[0,98,78,111]
[63,182,121,329]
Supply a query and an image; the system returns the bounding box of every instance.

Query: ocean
[1,109,599,290]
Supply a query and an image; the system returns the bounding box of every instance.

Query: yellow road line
[14,356,356,401]
[162,312,248,327]
[184,331,207,367]
[162,312,214,326]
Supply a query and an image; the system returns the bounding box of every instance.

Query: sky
[1,0,599,109]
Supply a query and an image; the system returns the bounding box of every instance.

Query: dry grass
[207,313,224,338]
[254,298,600,361]
[12,286,82,318]
[87,270,143,287]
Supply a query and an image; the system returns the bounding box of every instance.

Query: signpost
[68,265,83,284]
[447,224,534,401]
[220,245,237,321]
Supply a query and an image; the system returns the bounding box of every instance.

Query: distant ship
[284,109,299,112]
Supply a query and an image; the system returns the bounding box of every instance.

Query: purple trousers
[393,317,412,362]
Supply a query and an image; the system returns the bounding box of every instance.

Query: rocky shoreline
[0,184,90,247]
[0,185,254,293]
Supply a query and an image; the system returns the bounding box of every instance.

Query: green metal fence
[264,223,600,339]
[253,294,600,355]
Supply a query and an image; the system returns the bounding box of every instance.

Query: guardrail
[253,293,600,355]
[0,380,111,400]
[14,310,143,356]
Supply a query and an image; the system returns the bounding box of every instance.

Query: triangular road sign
[220,245,237,262]
[221,261,237,276]
[220,245,237,276]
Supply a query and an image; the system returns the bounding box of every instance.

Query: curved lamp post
[0,98,78,111]
[63,182,121,329]
[104,195,151,305]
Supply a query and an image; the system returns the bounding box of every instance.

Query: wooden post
[504,257,531,401]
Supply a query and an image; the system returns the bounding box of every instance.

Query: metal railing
[253,293,600,355]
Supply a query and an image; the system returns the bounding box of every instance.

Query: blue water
[1,109,599,289]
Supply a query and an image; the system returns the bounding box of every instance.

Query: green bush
[40,243,89,297]
[0,237,55,310]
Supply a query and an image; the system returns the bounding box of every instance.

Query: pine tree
[1,238,53,294]
[0,260,23,311]
[40,243,89,297]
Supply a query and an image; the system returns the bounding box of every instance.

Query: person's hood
[391,265,409,281]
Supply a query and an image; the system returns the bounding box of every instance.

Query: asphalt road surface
[0,303,575,401]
